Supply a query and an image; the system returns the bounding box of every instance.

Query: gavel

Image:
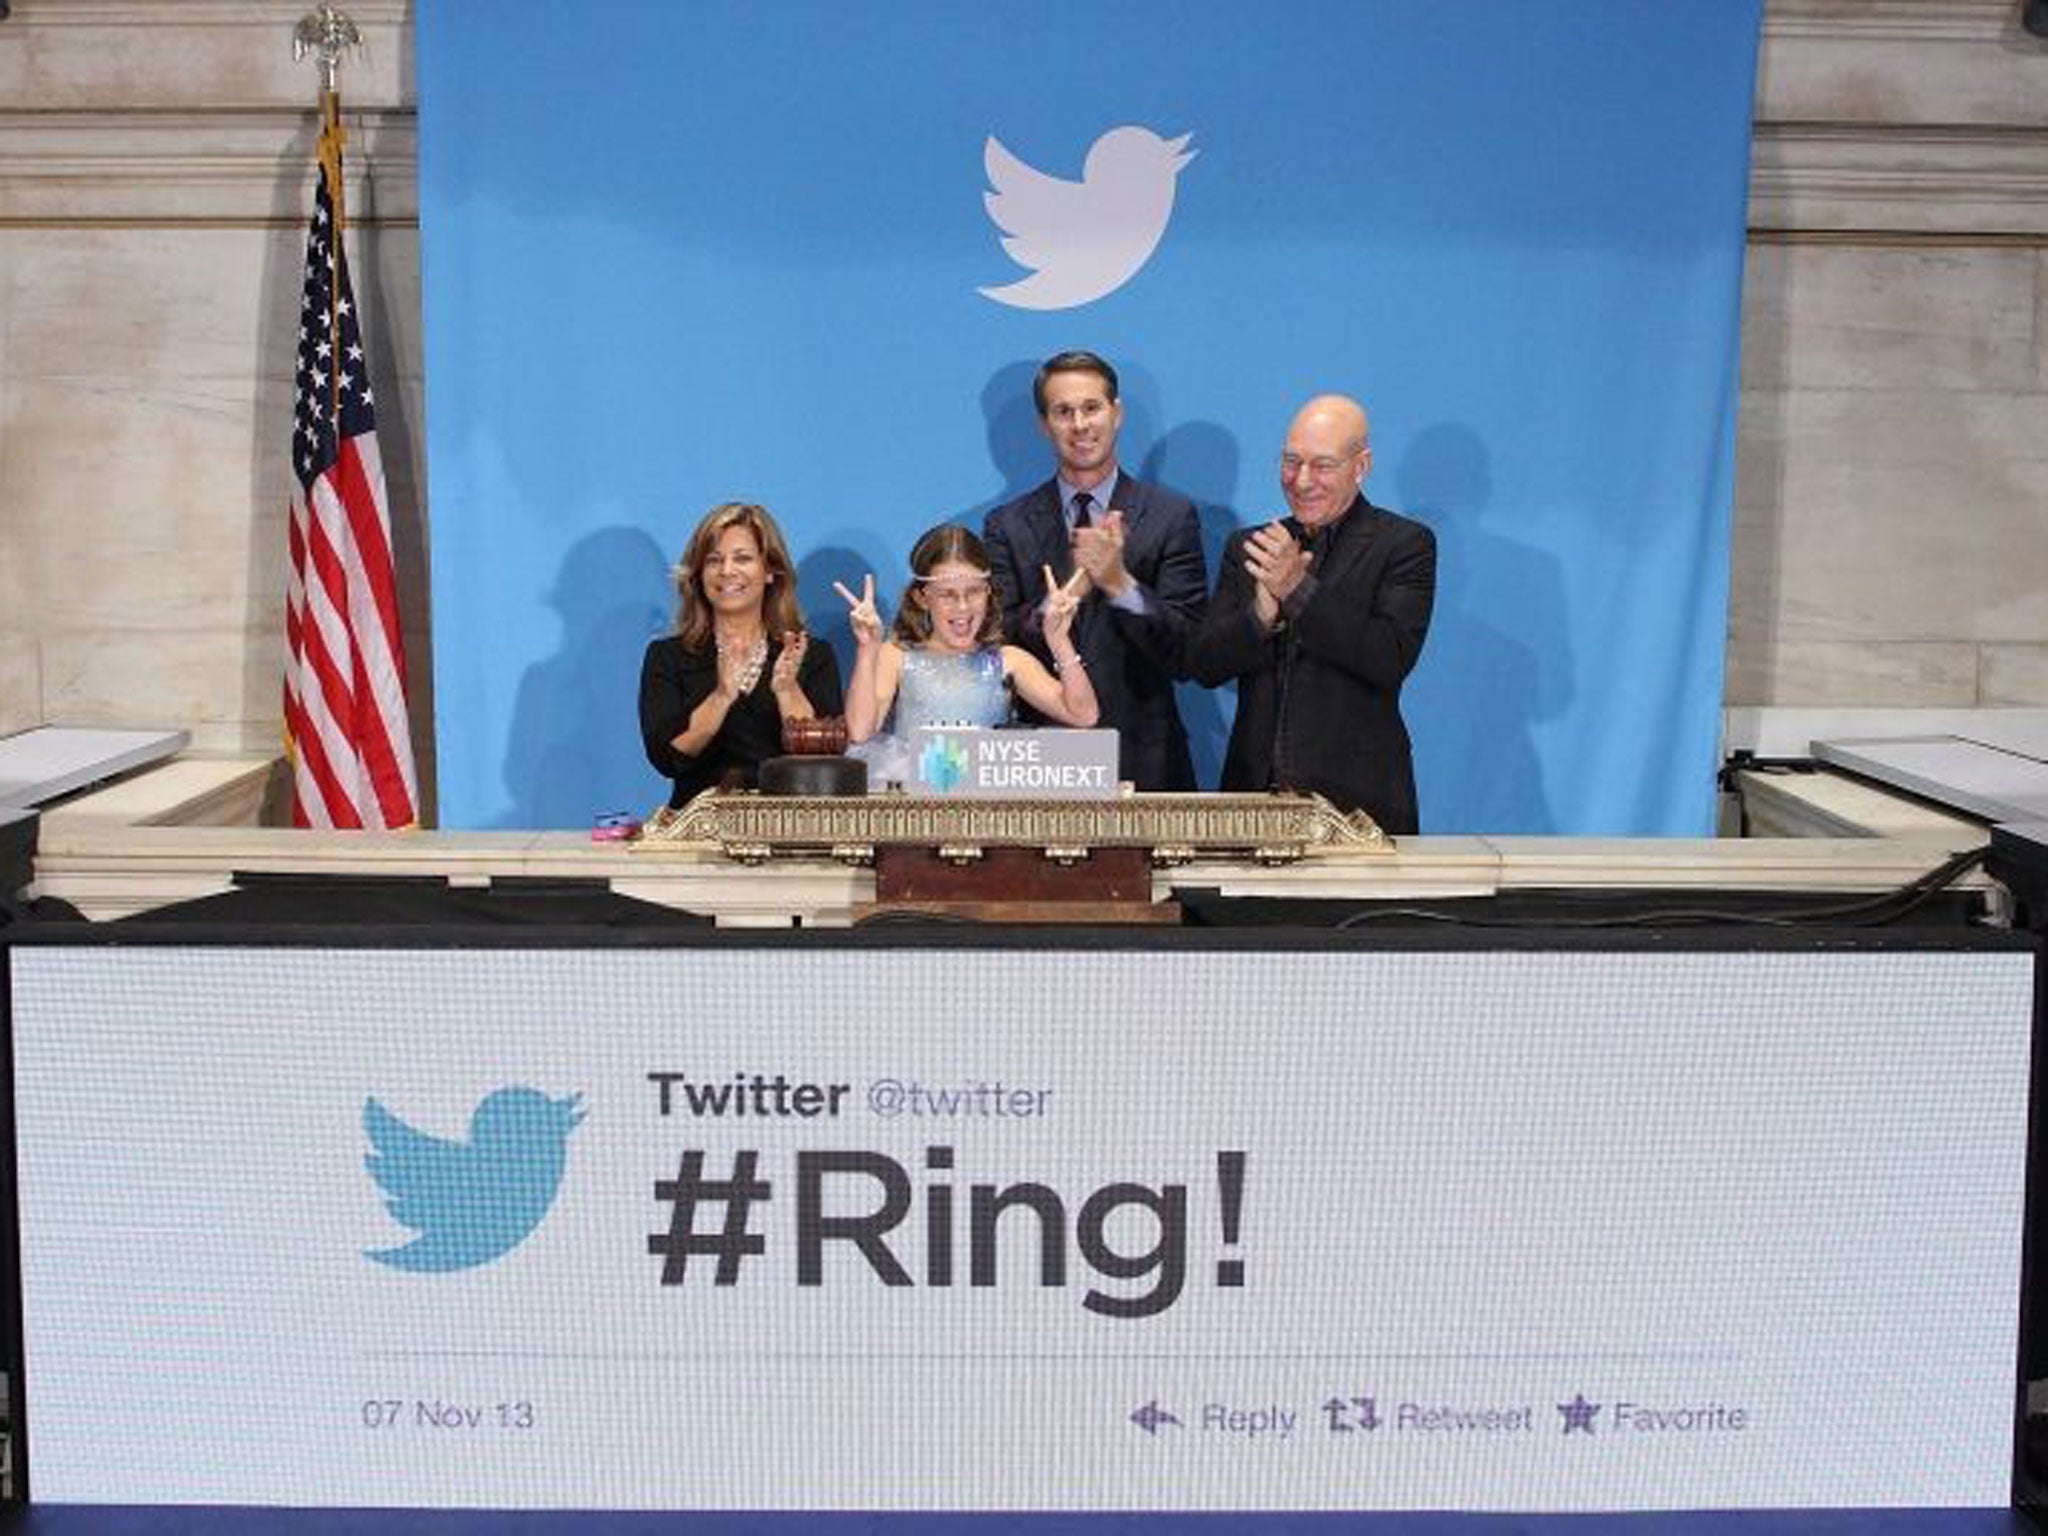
[781,715,851,756]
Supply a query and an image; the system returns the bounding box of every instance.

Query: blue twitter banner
[416,1,1761,833]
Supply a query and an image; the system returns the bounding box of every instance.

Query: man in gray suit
[982,350,1208,790]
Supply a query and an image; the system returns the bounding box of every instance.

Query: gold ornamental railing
[635,789,1388,866]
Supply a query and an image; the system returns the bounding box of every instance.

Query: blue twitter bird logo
[363,1087,586,1272]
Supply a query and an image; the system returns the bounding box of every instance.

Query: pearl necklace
[715,632,769,694]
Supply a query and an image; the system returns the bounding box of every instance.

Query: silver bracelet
[1053,652,1085,675]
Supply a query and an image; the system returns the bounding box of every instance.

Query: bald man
[1187,395,1436,833]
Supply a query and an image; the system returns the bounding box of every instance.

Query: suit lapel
[1311,496,1378,595]
[1106,471,1147,545]
[1022,480,1081,590]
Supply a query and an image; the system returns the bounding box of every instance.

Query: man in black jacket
[1188,395,1436,834]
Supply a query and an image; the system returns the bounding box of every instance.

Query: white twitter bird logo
[979,125,1197,311]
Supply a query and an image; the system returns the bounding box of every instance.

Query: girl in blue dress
[837,524,1096,781]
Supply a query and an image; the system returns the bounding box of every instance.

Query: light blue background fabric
[418,1,1760,832]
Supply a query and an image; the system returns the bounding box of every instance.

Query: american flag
[283,137,418,829]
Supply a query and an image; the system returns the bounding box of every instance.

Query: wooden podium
[637,788,1390,925]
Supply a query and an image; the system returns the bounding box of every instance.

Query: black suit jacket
[1187,495,1435,834]
[982,473,1208,790]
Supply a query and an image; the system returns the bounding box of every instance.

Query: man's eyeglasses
[1280,449,1362,480]
[1048,399,1112,425]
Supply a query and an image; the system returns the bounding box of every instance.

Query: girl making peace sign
[835,524,1096,780]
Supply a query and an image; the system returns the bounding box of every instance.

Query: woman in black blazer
[638,502,843,808]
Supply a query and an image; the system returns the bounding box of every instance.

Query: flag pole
[294,5,359,416]
[284,3,420,832]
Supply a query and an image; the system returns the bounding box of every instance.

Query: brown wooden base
[875,844,1156,904]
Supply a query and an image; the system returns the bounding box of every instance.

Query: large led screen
[4,940,2032,1510]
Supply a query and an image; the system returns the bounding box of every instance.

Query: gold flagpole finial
[293,5,363,96]
[295,4,360,193]
[295,6,363,419]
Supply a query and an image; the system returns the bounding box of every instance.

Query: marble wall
[0,0,427,788]
[1737,0,2048,708]
[2,2,2045,820]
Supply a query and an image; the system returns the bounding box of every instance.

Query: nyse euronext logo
[919,733,971,793]
[363,1088,585,1272]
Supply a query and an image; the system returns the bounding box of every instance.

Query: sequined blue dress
[852,646,1011,786]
